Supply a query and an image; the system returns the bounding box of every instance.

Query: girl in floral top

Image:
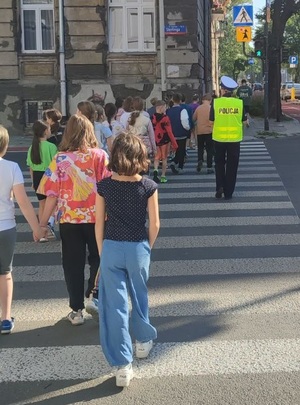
[38,114,110,326]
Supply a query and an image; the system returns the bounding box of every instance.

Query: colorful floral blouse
[38,148,110,224]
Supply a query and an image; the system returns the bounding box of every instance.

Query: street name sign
[233,5,253,27]
[236,26,252,42]
[165,25,187,36]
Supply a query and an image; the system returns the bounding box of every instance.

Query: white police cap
[220,76,238,91]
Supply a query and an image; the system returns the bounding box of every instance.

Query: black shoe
[153,170,160,183]
[215,187,224,199]
[196,160,203,173]
[170,162,179,174]
[224,195,232,200]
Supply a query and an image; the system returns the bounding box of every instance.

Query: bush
[249,92,264,117]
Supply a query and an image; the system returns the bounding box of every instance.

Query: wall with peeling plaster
[0,0,212,136]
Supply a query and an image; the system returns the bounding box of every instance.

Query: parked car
[281,83,300,101]
[252,83,263,91]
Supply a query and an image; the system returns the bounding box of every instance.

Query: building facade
[0,0,213,135]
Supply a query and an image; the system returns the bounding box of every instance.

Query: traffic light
[280,48,289,63]
[254,39,264,58]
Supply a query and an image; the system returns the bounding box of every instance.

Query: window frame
[21,0,55,54]
[108,0,156,53]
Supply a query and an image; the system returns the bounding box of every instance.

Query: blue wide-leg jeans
[98,239,157,366]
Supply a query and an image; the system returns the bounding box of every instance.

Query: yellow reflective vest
[212,97,243,142]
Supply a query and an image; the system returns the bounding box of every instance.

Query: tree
[268,0,300,118]
[283,13,300,82]
[219,18,246,77]
[219,0,262,81]
[219,0,251,78]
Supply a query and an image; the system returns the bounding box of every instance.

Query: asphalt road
[2,141,300,405]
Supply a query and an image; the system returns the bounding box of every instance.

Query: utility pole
[59,0,67,117]
[264,0,270,131]
[158,0,167,98]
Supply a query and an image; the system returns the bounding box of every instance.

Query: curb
[7,146,29,152]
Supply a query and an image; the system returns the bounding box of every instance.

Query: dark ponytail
[30,120,49,165]
[104,103,117,130]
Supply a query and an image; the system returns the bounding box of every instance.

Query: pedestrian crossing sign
[233,5,253,27]
[236,26,252,42]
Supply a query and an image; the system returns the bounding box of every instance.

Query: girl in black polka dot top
[95,132,160,387]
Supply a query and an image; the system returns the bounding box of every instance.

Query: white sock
[48,216,55,227]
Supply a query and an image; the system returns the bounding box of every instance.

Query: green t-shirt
[236,85,252,106]
[26,140,57,171]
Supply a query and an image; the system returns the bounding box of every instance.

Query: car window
[294,84,300,89]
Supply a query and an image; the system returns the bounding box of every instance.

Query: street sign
[289,56,298,65]
[248,58,255,65]
[233,5,253,27]
[236,26,252,42]
[165,25,187,36]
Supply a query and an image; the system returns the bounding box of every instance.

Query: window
[109,0,155,52]
[24,100,53,126]
[21,0,55,53]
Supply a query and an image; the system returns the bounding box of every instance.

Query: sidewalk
[244,116,300,141]
[7,116,300,151]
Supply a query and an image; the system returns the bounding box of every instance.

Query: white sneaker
[67,310,84,326]
[136,340,153,359]
[39,237,48,243]
[85,296,98,318]
[116,363,133,387]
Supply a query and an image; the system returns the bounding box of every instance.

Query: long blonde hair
[0,125,9,155]
[59,114,98,152]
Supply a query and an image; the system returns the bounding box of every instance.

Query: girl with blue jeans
[95,132,160,387]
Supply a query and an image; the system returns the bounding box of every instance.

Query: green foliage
[218,15,246,77]
[219,0,259,79]
[283,13,300,81]
[249,92,264,117]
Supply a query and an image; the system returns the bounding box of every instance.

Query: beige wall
[0,0,18,80]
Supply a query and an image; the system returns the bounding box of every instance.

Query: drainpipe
[159,0,167,97]
[59,0,67,117]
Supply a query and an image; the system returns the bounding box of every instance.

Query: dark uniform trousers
[214,141,240,198]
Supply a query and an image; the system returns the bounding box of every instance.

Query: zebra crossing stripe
[3,140,300,393]
[2,339,300,382]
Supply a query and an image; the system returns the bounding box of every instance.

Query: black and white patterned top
[97,176,157,242]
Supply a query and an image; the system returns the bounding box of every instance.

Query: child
[94,104,114,153]
[127,96,156,157]
[0,125,42,334]
[77,101,113,153]
[151,100,178,183]
[43,109,64,147]
[95,132,160,387]
[192,93,214,174]
[166,93,190,174]
[38,115,110,326]
[26,120,57,241]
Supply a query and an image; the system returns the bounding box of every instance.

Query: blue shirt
[94,122,112,153]
[97,176,157,242]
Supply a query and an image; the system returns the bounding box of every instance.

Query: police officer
[209,76,247,200]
